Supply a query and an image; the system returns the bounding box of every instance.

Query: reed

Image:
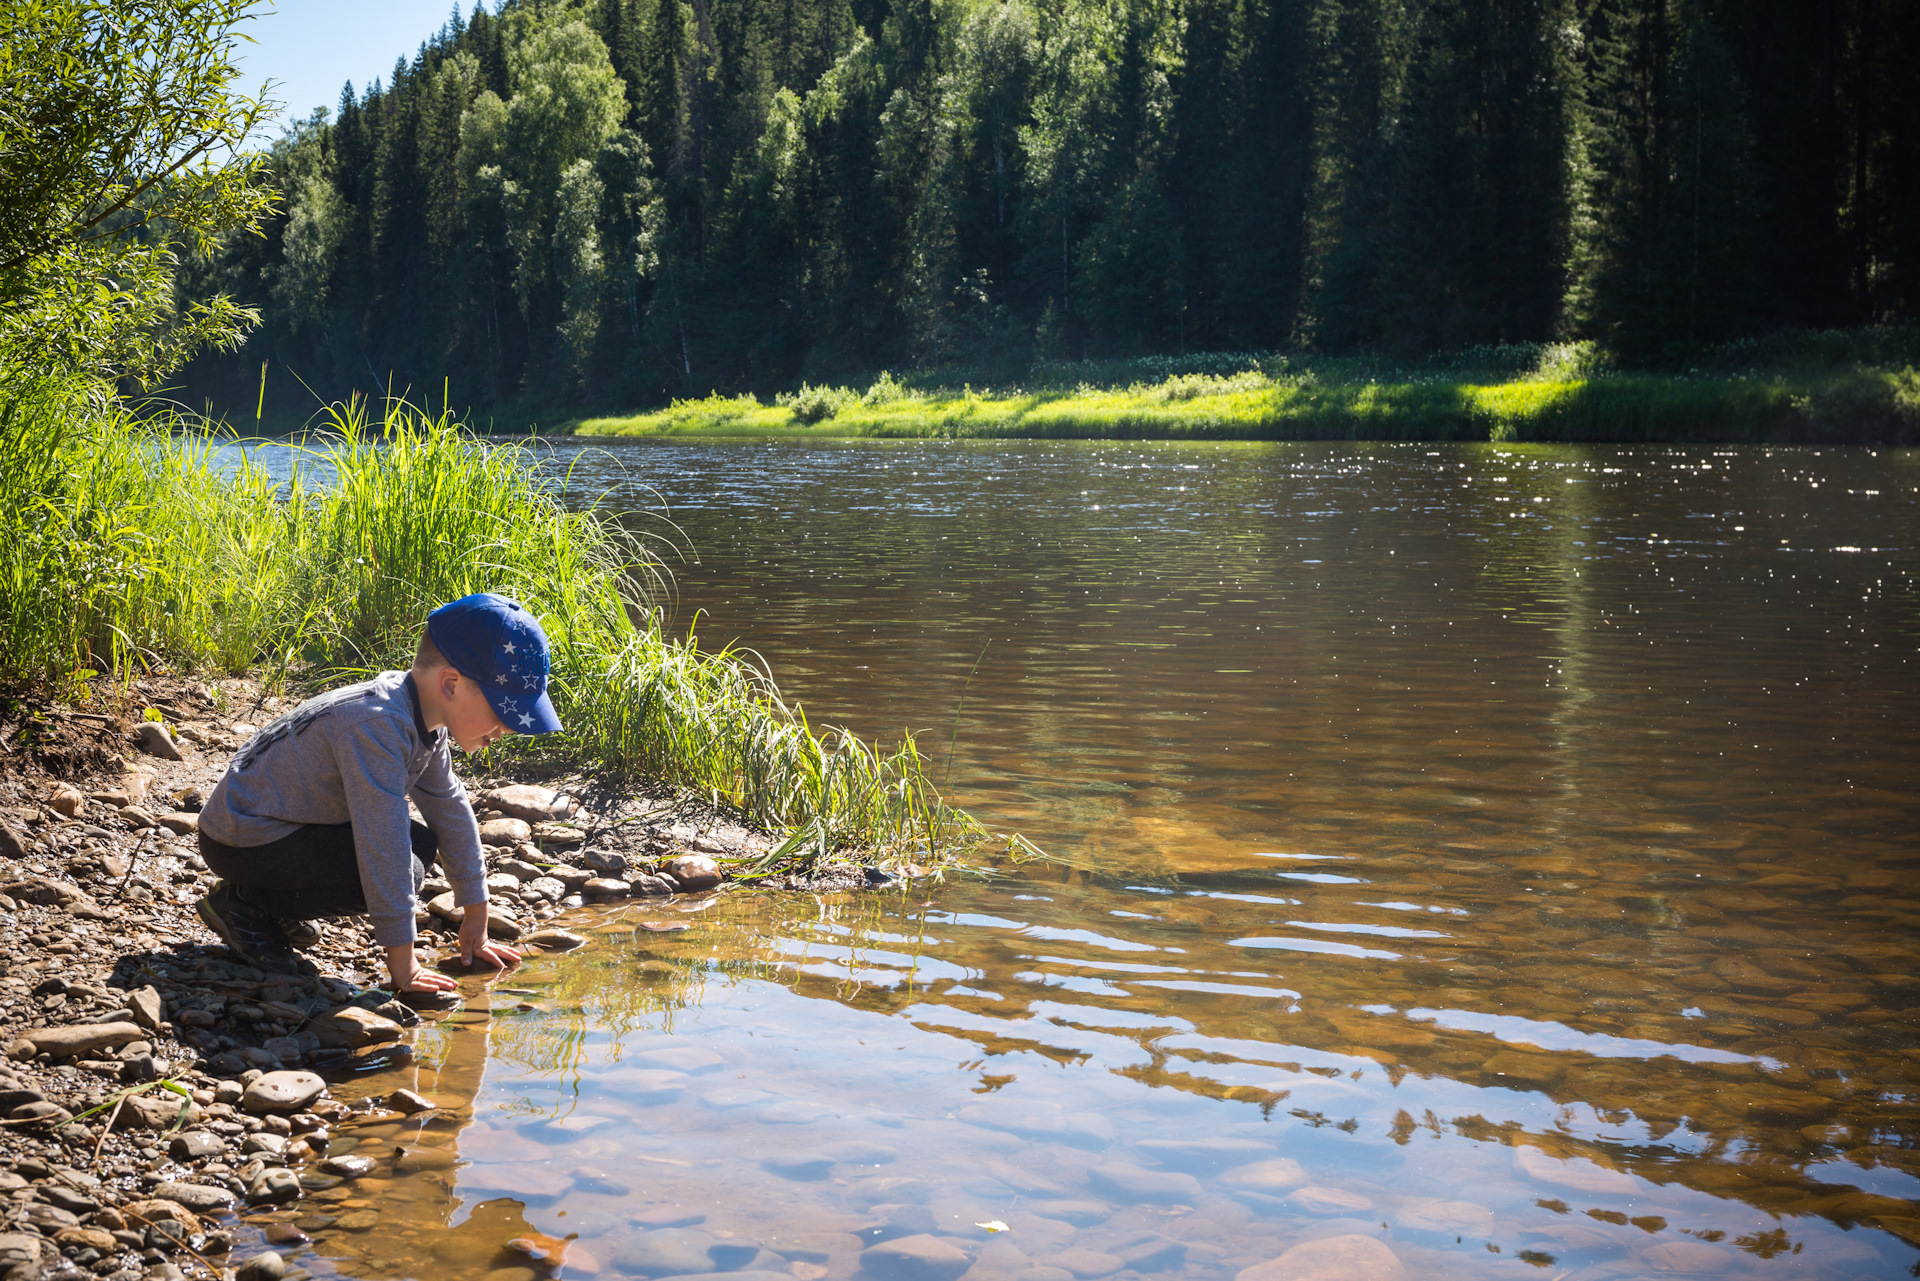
[0,382,997,865]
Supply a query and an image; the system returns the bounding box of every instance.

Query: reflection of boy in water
[195,593,562,993]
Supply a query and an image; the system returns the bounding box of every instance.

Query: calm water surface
[267,441,1918,1281]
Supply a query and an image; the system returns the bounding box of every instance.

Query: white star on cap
[523,674,539,689]
[518,712,534,727]
[502,639,517,655]
[495,673,508,684]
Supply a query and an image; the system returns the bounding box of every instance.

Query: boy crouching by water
[194,592,562,992]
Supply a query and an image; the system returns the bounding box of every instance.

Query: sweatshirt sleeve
[411,736,487,912]
[336,718,431,947]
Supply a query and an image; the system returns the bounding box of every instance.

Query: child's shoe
[196,880,304,975]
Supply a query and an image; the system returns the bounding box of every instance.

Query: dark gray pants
[198,822,439,921]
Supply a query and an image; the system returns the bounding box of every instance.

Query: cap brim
[492,688,563,735]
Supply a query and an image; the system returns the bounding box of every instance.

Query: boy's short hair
[415,627,450,671]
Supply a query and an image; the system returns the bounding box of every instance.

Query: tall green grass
[0,379,1000,865]
[575,345,1920,444]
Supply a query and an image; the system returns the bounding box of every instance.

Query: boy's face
[438,667,512,753]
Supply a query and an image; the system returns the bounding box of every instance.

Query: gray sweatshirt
[199,671,487,946]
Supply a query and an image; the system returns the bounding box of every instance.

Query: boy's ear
[436,664,463,701]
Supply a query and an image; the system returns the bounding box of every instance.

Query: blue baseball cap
[427,592,563,734]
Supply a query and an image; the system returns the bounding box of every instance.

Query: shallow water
[259,440,1918,1280]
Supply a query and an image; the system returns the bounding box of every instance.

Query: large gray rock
[19,1021,143,1058]
[309,1006,401,1050]
[134,722,185,761]
[612,1227,718,1276]
[318,1154,375,1179]
[169,1132,224,1162]
[1234,1236,1405,1281]
[151,1182,236,1212]
[247,1167,301,1204]
[667,854,722,890]
[482,784,568,821]
[425,892,523,939]
[127,986,165,1030]
[0,1233,49,1272]
[240,1070,327,1114]
[478,817,532,847]
[236,1251,287,1281]
[859,1234,971,1281]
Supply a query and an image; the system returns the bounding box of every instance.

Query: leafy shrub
[775,383,858,423]
[1144,370,1271,401]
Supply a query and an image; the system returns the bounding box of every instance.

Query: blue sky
[233,0,490,134]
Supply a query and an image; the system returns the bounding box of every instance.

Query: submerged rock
[859,1234,971,1281]
[1235,1236,1405,1281]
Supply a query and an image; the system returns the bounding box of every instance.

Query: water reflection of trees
[525,880,1920,1252]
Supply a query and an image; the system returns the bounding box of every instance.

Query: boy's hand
[386,944,457,993]
[459,902,522,970]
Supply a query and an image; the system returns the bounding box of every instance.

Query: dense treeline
[179,0,1920,417]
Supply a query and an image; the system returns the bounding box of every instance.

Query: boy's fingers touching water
[458,905,522,969]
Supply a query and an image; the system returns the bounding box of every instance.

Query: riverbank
[0,381,996,869]
[576,367,1920,444]
[571,336,1920,444]
[0,666,903,1279]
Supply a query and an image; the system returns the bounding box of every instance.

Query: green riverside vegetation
[0,383,998,863]
[576,337,1920,443]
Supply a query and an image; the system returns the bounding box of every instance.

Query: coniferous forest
[178,0,1920,417]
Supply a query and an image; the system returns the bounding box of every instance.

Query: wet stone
[859,1234,972,1281]
[240,1071,327,1114]
[570,1168,631,1196]
[1039,1248,1125,1279]
[612,1227,716,1276]
[1235,1235,1406,1281]
[766,1153,837,1180]
[1289,1187,1376,1215]
[247,1168,301,1204]
[1395,1198,1494,1236]
[1086,1163,1201,1204]
[1134,1137,1273,1172]
[1029,1201,1112,1227]
[860,1205,937,1243]
[521,928,587,952]
[235,1251,286,1281]
[1219,1158,1308,1193]
[822,1141,898,1165]
[318,1155,375,1179]
[150,1182,235,1213]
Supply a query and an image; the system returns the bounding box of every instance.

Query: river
[254,440,1920,1281]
